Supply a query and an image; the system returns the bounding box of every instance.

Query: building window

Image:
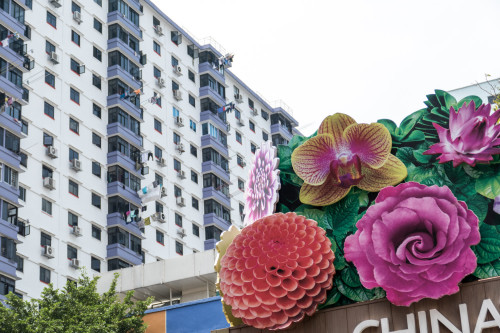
[67,245,77,259]
[171,31,182,45]
[188,70,195,83]
[237,155,245,167]
[92,161,101,177]
[155,201,163,213]
[153,41,161,55]
[174,185,182,198]
[192,224,199,237]
[234,109,241,120]
[41,232,51,247]
[20,152,27,168]
[206,225,223,241]
[190,144,197,157]
[249,121,255,132]
[69,148,79,162]
[156,230,164,245]
[172,107,180,118]
[71,30,80,46]
[93,18,102,33]
[189,94,195,107]
[92,225,101,240]
[173,132,180,144]
[69,180,79,197]
[236,132,242,144]
[251,143,257,154]
[92,74,101,89]
[189,120,196,132]
[45,71,55,88]
[192,197,199,210]
[44,102,54,119]
[154,119,162,133]
[46,11,56,28]
[21,120,28,135]
[155,173,163,186]
[238,178,244,191]
[69,118,79,134]
[91,193,101,208]
[15,255,23,272]
[42,198,52,215]
[19,186,26,201]
[248,98,255,110]
[94,0,102,5]
[173,159,181,171]
[46,40,56,54]
[93,46,102,61]
[71,1,81,12]
[40,267,51,284]
[175,241,183,255]
[191,171,198,184]
[175,213,182,227]
[154,67,161,78]
[93,103,101,118]
[70,88,80,104]
[42,165,53,178]
[261,109,269,120]
[68,212,78,226]
[92,133,101,148]
[91,257,100,272]
[262,131,268,141]
[70,58,81,75]
[154,146,162,159]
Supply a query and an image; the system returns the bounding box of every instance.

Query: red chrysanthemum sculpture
[219,212,335,330]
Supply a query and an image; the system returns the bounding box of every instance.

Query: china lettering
[354,299,500,333]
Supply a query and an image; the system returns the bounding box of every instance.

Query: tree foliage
[0,272,153,333]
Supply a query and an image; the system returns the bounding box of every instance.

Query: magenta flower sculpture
[344,182,480,306]
[244,141,280,226]
[219,213,335,330]
[424,101,500,167]
[291,113,407,206]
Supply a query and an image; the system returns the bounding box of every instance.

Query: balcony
[107,38,141,65]
[200,111,228,133]
[107,11,142,40]
[0,8,24,34]
[0,254,17,278]
[107,122,142,148]
[123,0,142,14]
[107,151,142,178]
[203,187,231,208]
[0,42,26,73]
[0,111,22,135]
[0,75,23,103]
[204,239,217,251]
[0,146,20,170]
[107,181,141,207]
[199,62,225,83]
[107,94,142,121]
[106,243,142,266]
[201,135,228,157]
[107,212,144,238]
[107,65,141,91]
[271,123,294,141]
[203,213,231,231]
[0,182,19,206]
[0,218,18,242]
[201,161,230,183]
[199,86,226,106]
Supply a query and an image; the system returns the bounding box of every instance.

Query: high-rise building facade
[0,0,299,299]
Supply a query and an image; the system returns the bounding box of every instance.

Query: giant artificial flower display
[291,113,407,206]
[218,212,335,330]
[424,101,500,166]
[244,141,280,226]
[344,182,480,306]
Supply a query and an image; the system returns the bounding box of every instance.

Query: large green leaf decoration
[475,165,500,199]
[474,259,500,279]
[472,223,500,264]
[377,110,426,148]
[335,274,386,302]
[325,193,360,239]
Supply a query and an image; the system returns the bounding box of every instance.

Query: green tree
[0,272,153,333]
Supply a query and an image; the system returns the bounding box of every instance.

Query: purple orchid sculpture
[243,141,280,226]
[424,101,500,167]
[494,195,500,215]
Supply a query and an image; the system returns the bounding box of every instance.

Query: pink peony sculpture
[424,101,500,167]
[244,141,280,226]
[219,212,335,330]
[344,182,480,306]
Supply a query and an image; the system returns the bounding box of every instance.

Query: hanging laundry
[133,88,142,95]
[141,206,147,212]
[217,102,235,114]
[144,217,151,226]
[137,183,162,204]
[0,38,9,48]
[137,219,145,229]
[140,150,153,164]
[7,97,13,106]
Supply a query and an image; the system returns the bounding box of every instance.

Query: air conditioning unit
[71,159,82,172]
[157,157,166,166]
[173,66,182,76]
[153,212,166,223]
[70,258,80,268]
[235,94,243,103]
[154,25,164,36]
[73,11,82,24]
[251,108,258,116]
[71,226,82,237]
[161,187,167,198]
[43,177,56,190]
[176,143,185,153]
[176,196,185,207]
[177,170,186,179]
[175,116,184,127]
[42,246,55,258]
[46,146,58,158]
[157,77,165,88]
[237,118,245,126]
[48,52,59,64]
[177,228,186,238]
[173,89,183,101]
[49,0,62,8]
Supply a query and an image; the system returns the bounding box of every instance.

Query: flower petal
[291,134,335,185]
[318,113,357,145]
[357,154,407,192]
[343,123,392,169]
[299,176,350,206]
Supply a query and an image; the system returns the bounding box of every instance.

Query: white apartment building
[0,0,300,299]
